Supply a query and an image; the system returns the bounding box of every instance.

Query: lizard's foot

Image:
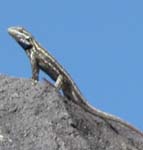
[31,79,38,85]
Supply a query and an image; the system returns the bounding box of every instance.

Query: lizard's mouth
[8,26,21,37]
[8,27,25,39]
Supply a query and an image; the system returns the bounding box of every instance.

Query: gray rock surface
[0,75,143,150]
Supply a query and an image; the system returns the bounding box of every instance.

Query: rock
[0,75,143,150]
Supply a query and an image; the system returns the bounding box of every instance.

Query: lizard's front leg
[29,51,39,84]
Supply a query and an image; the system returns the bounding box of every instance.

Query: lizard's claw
[32,79,38,85]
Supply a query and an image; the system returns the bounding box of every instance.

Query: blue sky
[0,1,143,130]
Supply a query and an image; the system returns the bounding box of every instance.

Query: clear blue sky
[0,1,143,130]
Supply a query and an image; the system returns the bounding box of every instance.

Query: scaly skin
[8,26,143,136]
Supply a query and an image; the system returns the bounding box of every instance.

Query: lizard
[8,26,143,136]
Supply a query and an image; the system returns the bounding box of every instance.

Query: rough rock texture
[0,75,143,150]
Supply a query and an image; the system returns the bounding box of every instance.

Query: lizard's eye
[25,36,31,40]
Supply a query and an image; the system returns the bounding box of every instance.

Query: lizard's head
[8,26,33,50]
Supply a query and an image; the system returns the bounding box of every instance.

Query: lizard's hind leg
[55,74,63,90]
